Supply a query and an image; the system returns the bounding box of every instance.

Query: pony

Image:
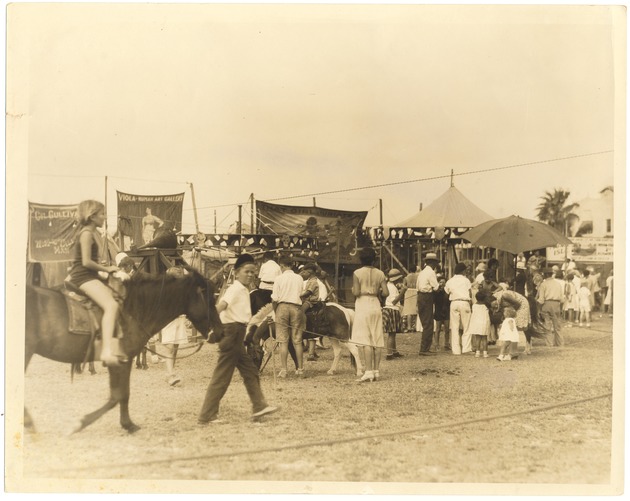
[245,302,364,376]
[24,268,223,434]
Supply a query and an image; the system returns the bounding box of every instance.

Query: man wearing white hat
[416,252,440,355]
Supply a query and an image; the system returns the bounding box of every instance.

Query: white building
[566,186,613,238]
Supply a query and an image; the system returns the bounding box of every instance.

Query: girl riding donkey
[66,200,126,366]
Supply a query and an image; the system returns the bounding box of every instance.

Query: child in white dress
[466,291,491,358]
[577,280,592,327]
[497,307,520,361]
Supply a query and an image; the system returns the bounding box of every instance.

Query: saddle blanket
[62,289,101,336]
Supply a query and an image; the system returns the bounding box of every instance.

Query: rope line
[190,150,613,210]
[37,392,612,474]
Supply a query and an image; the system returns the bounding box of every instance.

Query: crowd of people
[64,199,614,424]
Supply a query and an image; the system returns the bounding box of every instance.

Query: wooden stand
[126,248,186,275]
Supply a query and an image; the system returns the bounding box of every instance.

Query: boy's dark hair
[475,291,486,303]
[487,258,499,269]
[278,256,293,267]
[359,247,376,266]
[263,251,275,260]
[454,262,467,275]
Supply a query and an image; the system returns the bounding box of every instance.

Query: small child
[497,306,519,361]
[383,269,405,359]
[577,280,592,327]
[433,277,451,351]
[465,291,491,358]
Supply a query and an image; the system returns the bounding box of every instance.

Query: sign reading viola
[117,192,185,248]
[256,201,368,262]
[28,202,79,262]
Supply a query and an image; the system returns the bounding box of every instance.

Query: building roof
[393,186,494,229]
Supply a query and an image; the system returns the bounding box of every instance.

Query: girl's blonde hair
[503,306,517,318]
[77,200,105,226]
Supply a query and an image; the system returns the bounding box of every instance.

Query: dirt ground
[19,315,615,493]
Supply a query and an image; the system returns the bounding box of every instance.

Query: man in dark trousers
[416,252,440,355]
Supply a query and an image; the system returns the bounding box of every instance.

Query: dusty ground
[20,315,615,492]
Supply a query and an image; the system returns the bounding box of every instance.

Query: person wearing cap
[536,268,564,347]
[271,256,306,378]
[474,262,488,285]
[352,247,389,382]
[514,261,527,296]
[383,268,405,360]
[416,252,440,355]
[445,262,472,355]
[198,253,278,424]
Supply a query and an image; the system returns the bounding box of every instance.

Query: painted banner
[256,201,368,262]
[117,192,185,248]
[546,237,614,263]
[28,202,79,262]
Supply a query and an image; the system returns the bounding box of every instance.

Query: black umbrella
[460,215,573,254]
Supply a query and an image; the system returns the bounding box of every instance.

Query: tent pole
[103,176,109,264]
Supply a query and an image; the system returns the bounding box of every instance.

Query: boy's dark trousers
[199,322,268,423]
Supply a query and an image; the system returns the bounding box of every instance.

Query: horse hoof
[124,423,141,434]
[66,420,83,436]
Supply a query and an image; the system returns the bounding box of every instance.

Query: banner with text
[546,237,614,263]
[256,201,368,262]
[28,202,79,262]
[117,192,185,248]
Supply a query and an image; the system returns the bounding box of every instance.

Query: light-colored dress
[499,317,520,343]
[353,267,386,348]
[465,304,491,337]
[604,276,613,306]
[494,290,531,330]
[160,315,190,345]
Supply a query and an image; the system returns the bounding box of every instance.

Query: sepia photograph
[5,2,625,496]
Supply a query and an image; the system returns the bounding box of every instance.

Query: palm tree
[535,188,579,235]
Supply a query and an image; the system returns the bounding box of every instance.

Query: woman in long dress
[142,207,163,244]
[352,247,388,382]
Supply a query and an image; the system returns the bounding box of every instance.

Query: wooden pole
[335,218,341,295]
[188,182,200,234]
[379,199,383,269]
[214,210,217,233]
[238,205,242,236]
[103,176,109,264]
[313,197,316,207]
[251,193,255,234]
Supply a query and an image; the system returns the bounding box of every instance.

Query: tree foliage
[535,188,579,234]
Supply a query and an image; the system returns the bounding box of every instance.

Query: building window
[606,219,612,233]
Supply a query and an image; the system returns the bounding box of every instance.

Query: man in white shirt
[257,251,282,303]
[444,262,472,355]
[416,253,440,355]
[271,256,306,377]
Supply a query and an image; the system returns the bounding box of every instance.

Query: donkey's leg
[327,339,342,375]
[24,348,36,432]
[346,342,364,376]
[117,361,140,433]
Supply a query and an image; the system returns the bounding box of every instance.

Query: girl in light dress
[497,307,520,361]
[465,291,491,358]
[577,280,592,328]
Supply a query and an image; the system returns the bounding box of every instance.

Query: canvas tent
[383,185,495,273]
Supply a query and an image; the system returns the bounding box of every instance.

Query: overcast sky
[12,3,621,234]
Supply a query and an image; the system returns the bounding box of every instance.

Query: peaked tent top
[393,186,494,229]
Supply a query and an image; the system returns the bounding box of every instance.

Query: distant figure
[603,270,613,316]
[536,268,564,346]
[577,280,592,328]
[142,207,163,244]
[257,251,282,304]
[383,269,404,360]
[416,253,440,355]
[466,291,491,359]
[401,265,420,332]
[433,276,451,351]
